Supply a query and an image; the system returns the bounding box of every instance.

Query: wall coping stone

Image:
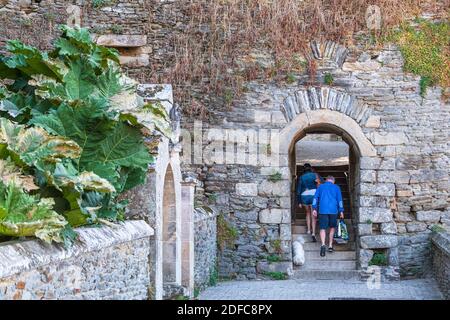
[194,206,219,223]
[431,231,450,257]
[0,220,153,279]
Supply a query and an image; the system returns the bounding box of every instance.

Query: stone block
[271,111,287,124]
[119,54,150,67]
[359,196,389,208]
[359,207,393,223]
[236,183,258,196]
[235,211,258,222]
[259,209,290,224]
[360,157,381,170]
[360,235,398,249]
[381,222,397,235]
[415,210,441,222]
[254,111,271,123]
[342,60,381,72]
[280,224,291,240]
[360,183,395,196]
[258,180,290,197]
[359,249,374,268]
[365,115,381,128]
[360,170,376,183]
[256,261,292,274]
[357,223,372,236]
[260,166,290,179]
[369,132,408,146]
[406,222,427,233]
[96,34,147,47]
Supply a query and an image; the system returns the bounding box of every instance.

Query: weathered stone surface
[369,132,408,146]
[365,115,381,128]
[406,221,428,233]
[194,209,218,290]
[360,235,398,249]
[381,222,397,235]
[359,207,393,223]
[96,34,147,47]
[431,232,450,299]
[259,209,290,224]
[256,261,292,274]
[360,183,395,196]
[342,60,381,72]
[360,157,382,170]
[357,223,372,236]
[254,111,271,123]
[236,183,258,196]
[119,54,150,67]
[358,249,374,268]
[258,180,290,197]
[415,210,441,223]
[0,221,153,300]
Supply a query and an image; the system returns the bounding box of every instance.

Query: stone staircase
[292,165,359,280]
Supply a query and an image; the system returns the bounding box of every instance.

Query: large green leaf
[31,104,152,191]
[0,181,68,243]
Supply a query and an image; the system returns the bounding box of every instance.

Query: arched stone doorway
[279,110,398,276]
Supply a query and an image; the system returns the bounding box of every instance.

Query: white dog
[292,236,305,266]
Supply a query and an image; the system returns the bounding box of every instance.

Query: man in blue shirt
[312,175,344,257]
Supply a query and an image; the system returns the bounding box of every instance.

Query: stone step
[292,233,355,243]
[303,241,356,251]
[291,269,361,281]
[291,225,307,233]
[294,219,353,226]
[300,260,356,270]
[305,250,356,260]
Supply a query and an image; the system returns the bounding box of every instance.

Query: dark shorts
[300,195,314,205]
[319,214,338,229]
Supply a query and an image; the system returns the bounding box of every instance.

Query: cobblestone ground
[198,278,444,300]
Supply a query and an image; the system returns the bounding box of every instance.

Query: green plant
[209,265,219,286]
[175,295,190,300]
[207,193,218,204]
[324,73,334,85]
[223,88,234,106]
[217,214,238,251]
[110,25,123,35]
[271,239,283,254]
[92,0,117,9]
[431,224,446,233]
[267,254,281,263]
[369,252,388,266]
[286,73,296,84]
[264,271,287,280]
[0,26,171,244]
[419,76,432,97]
[366,219,373,224]
[389,21,449,98]
[194,287,201,299]
[268,171,282,183]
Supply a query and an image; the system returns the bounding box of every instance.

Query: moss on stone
[389,20,449,97]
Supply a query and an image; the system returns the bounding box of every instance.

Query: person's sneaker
[320,245,326,257]
[328,247,334,253]
[311,234,317,242]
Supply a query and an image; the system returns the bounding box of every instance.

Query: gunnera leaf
[0,181,68,243]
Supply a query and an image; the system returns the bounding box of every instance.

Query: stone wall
[431,231,450,299]
[180,40,450,280]
[0,220,153,300]
[194,207,218,290]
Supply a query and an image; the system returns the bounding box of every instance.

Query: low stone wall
[194,207,218,290]
[0,220,153,300]
[431,231,450,300]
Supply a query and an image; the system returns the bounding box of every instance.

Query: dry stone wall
[0,221,153,300]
